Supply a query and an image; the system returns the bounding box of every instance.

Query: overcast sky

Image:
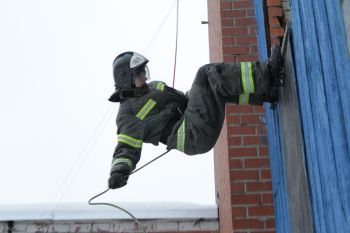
[0,0,215,206]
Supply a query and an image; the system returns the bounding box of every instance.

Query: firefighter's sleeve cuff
[111,157,134,171]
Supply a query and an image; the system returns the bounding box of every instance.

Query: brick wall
[267,0,287,46]
[208,1,276,232]
[208,0,224,63]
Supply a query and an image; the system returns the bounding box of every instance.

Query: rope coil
[88,188,146,232]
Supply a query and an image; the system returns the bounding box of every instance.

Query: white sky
[0,0,215,206]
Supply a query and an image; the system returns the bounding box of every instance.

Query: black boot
[245,93,278,106]
[269,45,284,87]
[261,45,284,105]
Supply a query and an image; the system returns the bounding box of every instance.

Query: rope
[88,149,171,233]
[52,0,180,203]
[143,0,178,55]
[130,149,171,175]
[88,188,146,232]
[88,1,181,232]
[172,0,180,88]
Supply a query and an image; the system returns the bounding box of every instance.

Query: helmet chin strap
[119,85,149,99]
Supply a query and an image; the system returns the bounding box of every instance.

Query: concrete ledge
[0,202,217,221]
[0,203,218,233]
[0,219,219,233]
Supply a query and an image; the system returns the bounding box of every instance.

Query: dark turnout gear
[108,49,282,186]
[108,162,131,189]
[269,45,284,87]
[166,61,273,155]
[109,52,150,102]
[110,81,188,177]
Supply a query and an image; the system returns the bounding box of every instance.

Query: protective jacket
[111,81,188,170]
[111,61,271,172]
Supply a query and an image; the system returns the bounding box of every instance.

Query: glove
[108,162,131,189]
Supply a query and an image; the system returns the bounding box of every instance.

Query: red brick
[234,27,249,35]
[230,170,259,180]
[221,9,246,18]
[248,26,258,34]
[246,182,272,192]
[223,36,235,45]
[232,219,264,229]
[251,231,276,233]
[229,158,243,168]
[270,27,285,37]
[262,193,274,204]
[254,106,265,113]
[265,218,276,228]
[268,7,283,17]
[235,17,256,26]
[228,136,242,146]
[245,158,270,169]
[256,126,268,135]
[250,45,259,53]
[168,232,218,233]
[232,207,246,218]
[236,35,257,45]
[223,55,237,62]
[248,206,275,216]
[207,0,276,228]
[259,146,269,156]
[229,147,257,157]
[226,104,254,113]
[269,17,281,27]
[228,126,255,135]
[243,136,261,145]
[231,182,245,193]
[237,54,259,62]
[246,9,255,17]
[232,194,261,205]
[241,114,261,124]
[223,27,248,36]
[261,170,272,180]
[267,0,281,6]
[233,0,253,9]
[222,19,234,27]
[226,115,241,124]
[220,2,232,9]
[223,46,250,54]
[223,28,235,36]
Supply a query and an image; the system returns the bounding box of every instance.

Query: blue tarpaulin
[254,0,350,232]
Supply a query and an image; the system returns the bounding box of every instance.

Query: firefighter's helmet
[109,52,150,102]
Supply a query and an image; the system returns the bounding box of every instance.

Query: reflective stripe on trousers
[239,62,254,104]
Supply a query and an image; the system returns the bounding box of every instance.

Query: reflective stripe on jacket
[112,81,188,171]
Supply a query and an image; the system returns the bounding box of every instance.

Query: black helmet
[109,52,150,102]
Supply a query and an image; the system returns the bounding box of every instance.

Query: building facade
[210,0,350,233]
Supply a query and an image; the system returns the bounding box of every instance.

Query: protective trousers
[166,61,269,155]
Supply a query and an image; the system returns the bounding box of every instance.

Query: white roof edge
[0,202,218,221]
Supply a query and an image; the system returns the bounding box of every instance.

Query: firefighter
[108,46,283,189]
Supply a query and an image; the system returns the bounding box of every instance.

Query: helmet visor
[144,65,150,81]
[134,65,150,81]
